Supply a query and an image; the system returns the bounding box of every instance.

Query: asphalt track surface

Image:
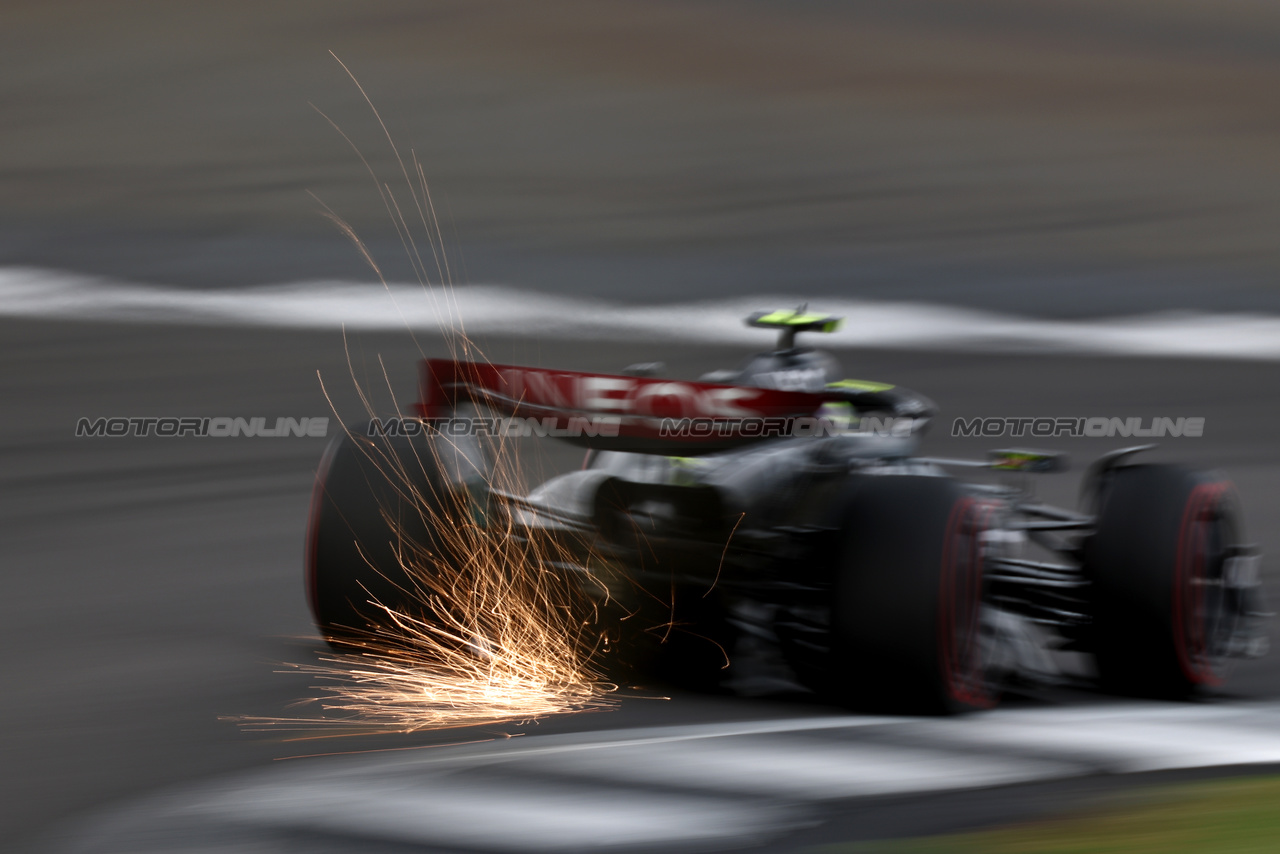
[5,317,1280,852]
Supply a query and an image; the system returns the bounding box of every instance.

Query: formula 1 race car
[306,311,1269,713]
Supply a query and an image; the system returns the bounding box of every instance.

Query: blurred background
[7,0,1280,311]
[5,2,1280,852]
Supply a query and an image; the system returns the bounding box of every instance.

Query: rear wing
[414,359,843,454]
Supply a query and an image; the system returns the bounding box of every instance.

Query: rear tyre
[791,475,997,714]
[305,431,485,650]
[1086,464,1243,698]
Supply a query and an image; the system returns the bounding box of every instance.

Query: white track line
[197,778,801,853]
[910,714,1280,773]
[7,266,1280,360]
[514,735,1071,799]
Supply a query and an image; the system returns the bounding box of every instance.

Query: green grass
[818,775,1280,854]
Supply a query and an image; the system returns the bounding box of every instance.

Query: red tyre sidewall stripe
[1173,482,1229,686]
[939,497,994,708]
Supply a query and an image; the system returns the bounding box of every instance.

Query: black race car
[306,311,1269,713]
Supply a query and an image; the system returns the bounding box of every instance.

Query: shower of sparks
[240,55,638,735]
[257,435,619,733]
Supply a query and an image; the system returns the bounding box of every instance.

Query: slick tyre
[1086,464,1242,698]
[305,431,485,650]
[827,475,996,714]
